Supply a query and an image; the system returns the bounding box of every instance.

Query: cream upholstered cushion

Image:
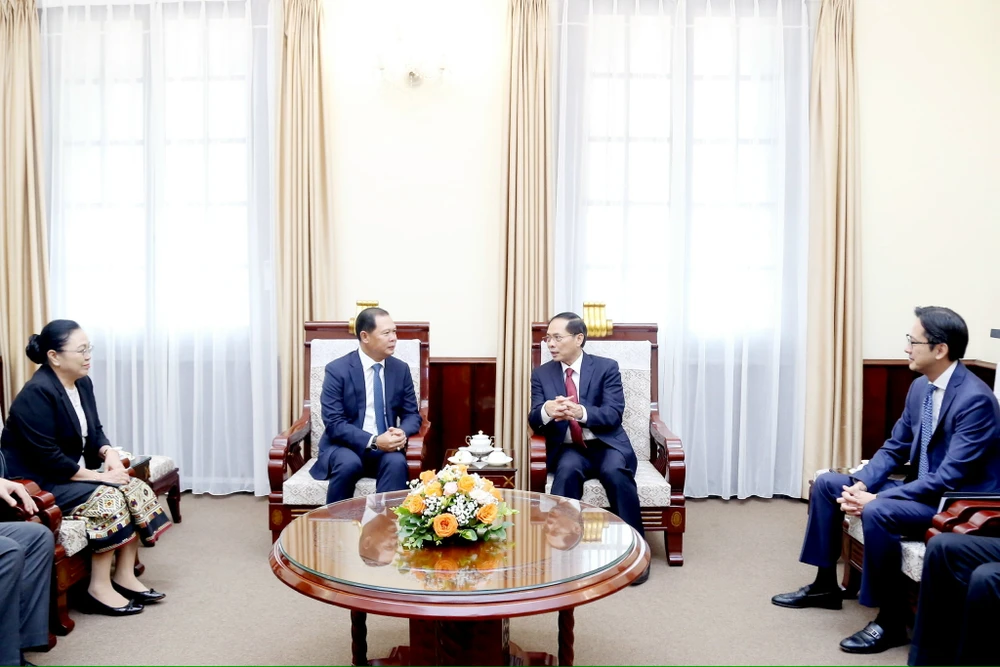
[545,461,670,508]
[58,519,88,557]
[845,515,925,582]
[283,459,376,505]
[540,341,652,462]
[285,338,421,503]
[148,455,175,482]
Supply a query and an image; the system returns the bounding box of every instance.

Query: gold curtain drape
[495,0,553,489]
[0,0,49,412]
[275,0,335,429]
[801,0,862,496]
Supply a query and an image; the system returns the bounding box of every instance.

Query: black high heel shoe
[79,591,144,616]
[112,580,166,604]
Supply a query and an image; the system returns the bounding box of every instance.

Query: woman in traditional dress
[1,320,171,616]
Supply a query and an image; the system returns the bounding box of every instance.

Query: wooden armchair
[528,322,687,565]
[0,479,62,649]
[840,495,1000,614]
[268,321,431,542]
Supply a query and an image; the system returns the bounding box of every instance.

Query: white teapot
[465,430,495,455]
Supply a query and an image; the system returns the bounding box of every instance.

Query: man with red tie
[528,312,649,585]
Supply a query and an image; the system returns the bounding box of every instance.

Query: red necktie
[565,368,585,446]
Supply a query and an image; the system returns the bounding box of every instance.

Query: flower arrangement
[394,464,517,549]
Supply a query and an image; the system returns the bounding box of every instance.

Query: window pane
[208,143,248,203]
[589,15,627,75]
[584,205,624,269]
[165,81,205,141]
[107,83,144,142]
[692,143,735,204]
[692,17,734,77]
[588,76,626,139]
[628,15,672,75]
[628,78,670,139]
[106,145,145,205]
[628,141,670,203]
[586,140,625,203]
[693,79,735,140]
[165,145,206,204]
[208,81,247,140]
[737,144,776,204]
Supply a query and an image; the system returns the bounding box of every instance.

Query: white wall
[856,0,1000,363]
[325,0,506,357]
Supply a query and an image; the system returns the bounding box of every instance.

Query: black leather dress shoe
[840,621,909,654]
[631,563,651,586]
[79,591,144,616]
[113,580,166,604]
[770,585,842,610]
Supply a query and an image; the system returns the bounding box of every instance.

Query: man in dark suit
[909,533,1000,666]
[529,312,650,585]
[309,308,422,504]
[771,306,1000,653]
[0,476,54,667]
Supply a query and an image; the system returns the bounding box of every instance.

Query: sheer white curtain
[554,0,810,498]
[40,0,279,494]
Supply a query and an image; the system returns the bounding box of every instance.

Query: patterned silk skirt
[68,479,172,553]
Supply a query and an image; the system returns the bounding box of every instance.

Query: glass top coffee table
[270,489,648,666]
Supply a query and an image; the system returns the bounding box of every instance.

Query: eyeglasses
[905,334,935,347]
[63,344,94,356]
[542,334,576,344]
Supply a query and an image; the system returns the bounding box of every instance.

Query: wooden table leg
[351,611,368,666]
[558,609,575,666]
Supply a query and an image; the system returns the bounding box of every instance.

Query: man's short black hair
[356,307,390,341]
[549,312,587,348]
[915,306,969,360]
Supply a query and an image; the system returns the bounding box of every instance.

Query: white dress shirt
[358,349,388,439]
[66,385,88,445]
[540,351,594,443]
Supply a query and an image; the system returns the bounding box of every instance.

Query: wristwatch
[368,436,378,451]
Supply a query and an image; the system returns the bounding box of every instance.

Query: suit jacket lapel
[578,353,594,402]
[42,366,82,437]
[932,363,966,442]
[349,352,367,423]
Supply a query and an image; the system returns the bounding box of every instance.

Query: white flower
[444,481,458,496]
[470,489,492,505]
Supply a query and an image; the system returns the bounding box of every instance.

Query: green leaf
[461,529,478,542]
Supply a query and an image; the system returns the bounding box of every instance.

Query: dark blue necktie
[372,363,388,435]
[918,381,935,479]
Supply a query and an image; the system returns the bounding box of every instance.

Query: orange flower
[419,470,437,484]
[457,475,476,494]
[490,488,503,501]
[482,478,495,490]
[425,481,443,497]
[455,464,468,475]
[403,494,425,514]
[432,513,458,538]
[476,503,498,524]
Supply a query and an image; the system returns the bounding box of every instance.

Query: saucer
[484,455,513,467]
[448,455,475,465]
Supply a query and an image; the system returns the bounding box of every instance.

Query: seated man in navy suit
[909,533,1000,666]
[529,312,650,586]
[771,306,1000,654]
[309,308,422,504]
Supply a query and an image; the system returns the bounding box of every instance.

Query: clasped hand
[0,478,37,515]
[837,481,875,516]
[376,427,408,452]
[544,396,584,422]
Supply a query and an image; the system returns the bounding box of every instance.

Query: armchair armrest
[405,404,431,479]
[529,431,547,493]
[269,410,312,496]
[926,496,1000,541]
[0,480,63,534]
[651,413,685,500]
